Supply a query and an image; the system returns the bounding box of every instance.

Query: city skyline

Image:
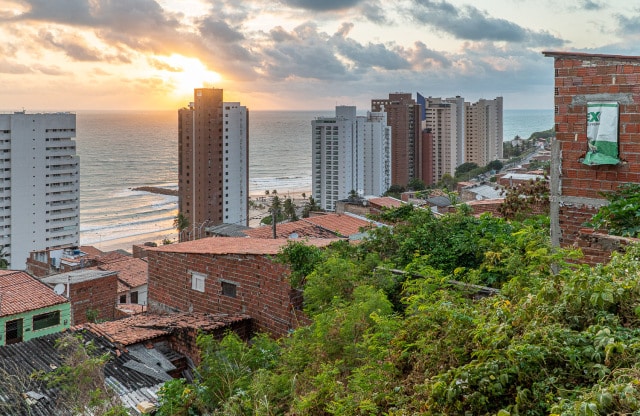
[1,0,637,111]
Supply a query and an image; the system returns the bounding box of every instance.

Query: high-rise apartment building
[421,96,464,184]
[178,89,248,237]
[465,97,503,167]
[312,106,391,211]
[0,112,79,269]
[371,93,422,187]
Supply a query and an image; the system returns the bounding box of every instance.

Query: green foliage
[384,184,405,198]
[585,183,640,237]
[276,241,324,288]
[407,177,426,191]
[157,332,280,415]
[487,159,504,172]
[455,162,479,177]
[301,196,322,218]
[283,197,298,221]
[155,193,640,415]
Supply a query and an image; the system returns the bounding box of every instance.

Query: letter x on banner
[583,101,620,166]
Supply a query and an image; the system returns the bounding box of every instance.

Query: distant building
[312,106,391,211]
[178,89,249,238]
[0,270,70,345]
[421,96,465,184]
[0,112,79,270]
[465,97,503,166]
[372,93,424,187]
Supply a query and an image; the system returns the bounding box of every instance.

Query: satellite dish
[53,283,66,296]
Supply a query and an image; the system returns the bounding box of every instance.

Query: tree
[283,197,298,221]
[438,173,457,190]
[302,196,322,218]
[173,212,189,242]
[384,184,405,198]
[0,245,8,269]
[498,178,549,220]
[407,177,426,191]
[348,189,359,202]
[455,162,479,178]
[486,159,503,172]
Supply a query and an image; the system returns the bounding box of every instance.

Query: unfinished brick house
[544,51,640,262]
[146,237,337,338]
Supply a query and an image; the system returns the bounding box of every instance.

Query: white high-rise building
[222,102,248,226]
[312,106,391,211]
[0,112,79,269]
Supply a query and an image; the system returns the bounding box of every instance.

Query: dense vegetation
[158,205,640,415]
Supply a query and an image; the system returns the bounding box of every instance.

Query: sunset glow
[1,1,639,111]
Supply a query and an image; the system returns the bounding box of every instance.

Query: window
[6,319,22,344]
[32,311,60,331]
[221,281,237,298]
[130,291,139,304]
[119,294,126,303]
[191,271,206,292]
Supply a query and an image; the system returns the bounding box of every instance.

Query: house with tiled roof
[0,270,70,345]
[146,237,337,338]
[26,245,105,277]
[93,256,149,307]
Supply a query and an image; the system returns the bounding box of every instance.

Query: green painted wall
[0,302,71,346]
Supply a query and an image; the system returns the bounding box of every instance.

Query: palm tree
[173,213,190,242]
[0,245,7,269]
[302,196,322,218]
[283,197,298,221]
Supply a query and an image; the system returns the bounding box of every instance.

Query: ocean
[76,109,553,247]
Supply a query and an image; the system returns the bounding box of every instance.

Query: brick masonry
[69,273,117,325]
[574,228,637,265]
[146,251,307,338]
[544,52,640,249]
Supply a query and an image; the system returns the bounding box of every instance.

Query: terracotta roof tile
[84,312,252,346]
[97,257,148,289]
[303,213,375,236]
[367,196,404,208]
[0,271,68,316]
[79,245,104,257]
[244,221,337,239]
[148,236,338,255]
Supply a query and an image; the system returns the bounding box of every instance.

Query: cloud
[280,0,364,11]
[0,59,32,74]
[261,23,350,81]
[38,29,102,61]
[408,0,565,46]
[579,0,602,11]
[32,64,67,75]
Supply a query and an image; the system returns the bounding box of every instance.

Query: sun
[158,54,222,97]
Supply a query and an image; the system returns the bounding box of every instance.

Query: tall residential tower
[178,88,248,238]
[0,112,79,269]
[371,93,423,187]
[465,97,503,167]
[312,106,391,211]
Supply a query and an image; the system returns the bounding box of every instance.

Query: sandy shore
[90,188,312,253]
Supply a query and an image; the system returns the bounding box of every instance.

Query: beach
[93,188,311,253]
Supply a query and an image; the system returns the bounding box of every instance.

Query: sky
[1,0,639,111]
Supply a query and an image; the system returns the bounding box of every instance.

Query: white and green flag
[583,101,620,165]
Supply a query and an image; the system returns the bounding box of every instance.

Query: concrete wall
[0,303,71,346]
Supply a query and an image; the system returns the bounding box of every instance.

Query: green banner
[583,102,620,165]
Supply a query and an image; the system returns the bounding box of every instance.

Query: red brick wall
[549,53,640,248]
[147,251,306,338]
[69,274,117,325]
[574,228,636,266]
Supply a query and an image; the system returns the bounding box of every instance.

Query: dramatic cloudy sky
[0,0,638,111]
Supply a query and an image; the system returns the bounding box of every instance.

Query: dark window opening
[33,311,60,331]
[6,319,23,344]
[221,281,237,298]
